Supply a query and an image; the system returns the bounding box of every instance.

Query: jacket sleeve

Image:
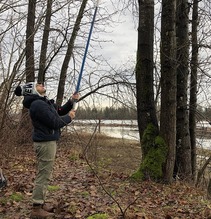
[30,100,72,129]
[57,99,73,116]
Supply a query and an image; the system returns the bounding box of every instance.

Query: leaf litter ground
[0,132,211,219]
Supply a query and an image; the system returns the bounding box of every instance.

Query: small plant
[10,192,23,202]
[0,197,7,205]
[67,204,77,215]
[80,191,89,198]
[47,185,60,192]
[86,213,108,219]
[69,153,79,161]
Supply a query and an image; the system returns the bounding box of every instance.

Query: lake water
[70,119,211,149]
[71,119,138,139]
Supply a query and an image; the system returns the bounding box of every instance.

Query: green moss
[86,213,108,219]
[141,123,158,157]
[131,124,167,181]
[130,168,144,181]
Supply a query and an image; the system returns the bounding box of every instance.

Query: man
[15,82,79,218]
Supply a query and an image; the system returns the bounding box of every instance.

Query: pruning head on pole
[73,0,99,110]
[95,0,100,7]
[75,0,99,94]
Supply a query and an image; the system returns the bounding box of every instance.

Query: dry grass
[60,131,141,175]
[59,131,211,191]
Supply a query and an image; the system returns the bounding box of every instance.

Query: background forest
[76,105,211,120]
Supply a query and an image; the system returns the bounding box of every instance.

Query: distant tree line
[76,106,137,120]
[76,105,211,121]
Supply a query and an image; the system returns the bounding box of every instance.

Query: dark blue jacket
[23,95,73,142]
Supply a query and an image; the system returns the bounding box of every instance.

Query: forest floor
[0,132,211,219]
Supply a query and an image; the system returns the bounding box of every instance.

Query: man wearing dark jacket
[15,82,79,218]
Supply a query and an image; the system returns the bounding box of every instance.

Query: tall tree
[56,0,88,105]
[25,0,36,82]
[136,0,158,142]
[19,0,37,143]
[189,0,199,181]
[175,0,192,180]
[38,0,52,83]
[132,0,169,182]
[160,0,177,183]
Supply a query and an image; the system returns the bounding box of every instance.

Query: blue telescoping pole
[73,0,100,110]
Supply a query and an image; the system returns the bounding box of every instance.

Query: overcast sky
[78,1,138,107]
[102,16,137,66]
[95,0,138,67]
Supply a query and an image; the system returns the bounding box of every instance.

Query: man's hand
[69,110,76,119]
[71,93,80,101]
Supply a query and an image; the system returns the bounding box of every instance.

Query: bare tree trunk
[175,0,192,181]
[38,0,52,83]
[160,0,177,183]
[25,0,36,82]
[189,0,199,182]
[56,0,88,106]
[0,50,25,132]
[20,0,37,143]
[136,0,158,145]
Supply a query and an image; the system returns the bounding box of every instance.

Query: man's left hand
[71,93,80,101]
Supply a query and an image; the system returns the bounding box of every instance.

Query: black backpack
[0,168,7,189]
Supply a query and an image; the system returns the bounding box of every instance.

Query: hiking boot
[30,205,54,219]
[43,203,54,212]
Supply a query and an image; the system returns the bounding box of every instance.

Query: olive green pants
[32,141,57,205]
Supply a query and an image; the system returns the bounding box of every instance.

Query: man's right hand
[69,110,76,119]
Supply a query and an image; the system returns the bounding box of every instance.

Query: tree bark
[136,0,158,147]
[133,0,167,181]
[160,0,177,183]
[189,0,198,182]
[20,0,37,143]
[56,0,88,106]
[25,0,36,82]
[38,0,52,83]
[175,0,192,181]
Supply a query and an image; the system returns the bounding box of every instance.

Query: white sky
[96,1,138,67]
[101,16,137,66]
[71,1,138,108]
